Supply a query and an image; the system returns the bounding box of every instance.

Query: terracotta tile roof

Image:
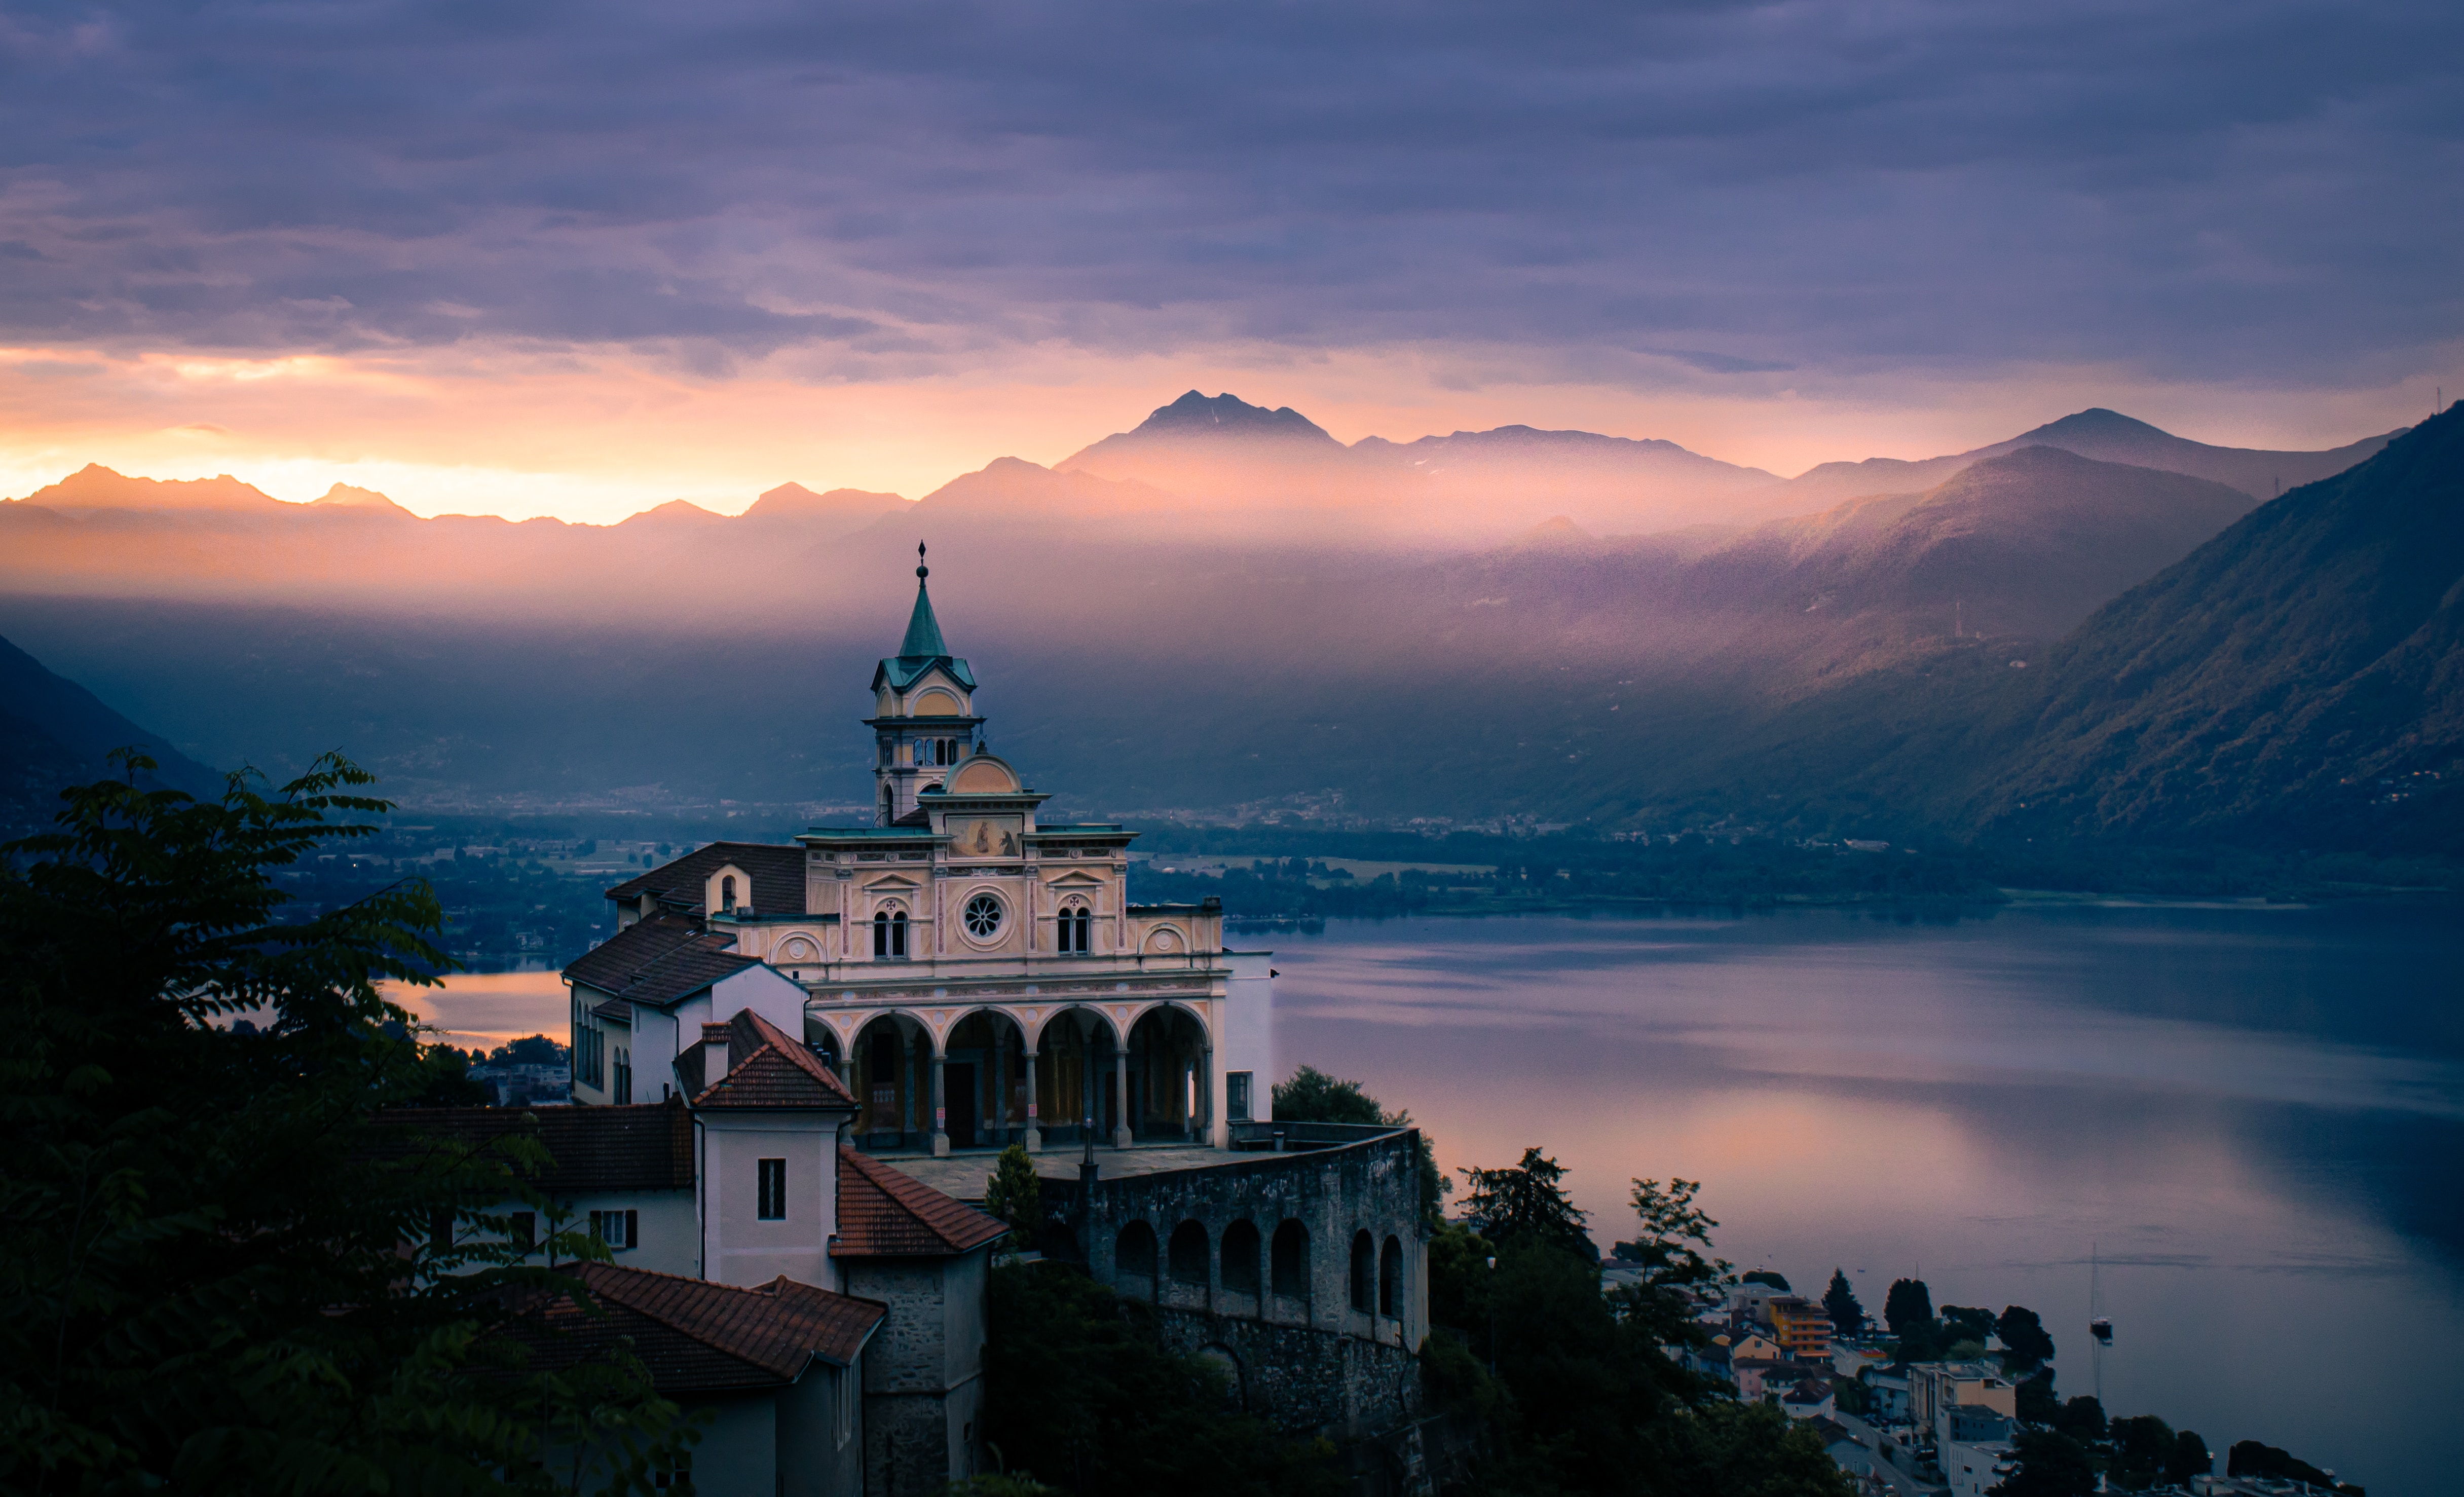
[503,1263,885,1393]
[373,1101,693,1194]
[832,1147,1007,1258]
[563,914,757,1011]
[603,841,809,917]
[690,1009,860,1110]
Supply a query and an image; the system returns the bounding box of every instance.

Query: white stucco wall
[1220,950,1275,1123]
[698,1112,844,1292]
[685,1393,776,1497]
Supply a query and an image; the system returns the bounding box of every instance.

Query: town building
[1767,1295,1835,1361]
[1909,1361,2018,1451]
[1939,1406,2016,1497]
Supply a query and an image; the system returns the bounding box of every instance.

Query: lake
[405,901,2463,1495]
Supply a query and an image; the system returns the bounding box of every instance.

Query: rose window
[963,893,1004,939]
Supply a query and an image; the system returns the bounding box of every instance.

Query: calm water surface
[411,903,2463,1496]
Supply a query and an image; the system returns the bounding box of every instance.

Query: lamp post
[1487,1254,1499,1374]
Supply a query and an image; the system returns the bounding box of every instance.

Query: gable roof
[603,841,808,917]
[372,1100,694,1194]
[832,1147,1007,1258]
[564,913,758,1009]
[687,1009,860,1110]
[503,1262,885,1393]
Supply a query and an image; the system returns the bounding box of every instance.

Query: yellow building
[1767,1296,1835,1361]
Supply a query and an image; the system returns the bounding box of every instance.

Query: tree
[1271,1064,1383,1122]
[0,753,690,1494]
[1996,1305,2056,1373]
[2227,1441,2352,1492]
[2108,1415,2175,1489]
[1459,1148,1592,1259]
[2051,1396,2106,1443]
[1274,1065,1449,1227]
[1610,1178,1732,1349]
[1884,1278,1933,1335]
[2014,1369,2059,1425]
[982,1143,1041,1248]
[490,1033,568,1066]
[1943,1304,1998,1343]
[1991,1428,2097,1497]
[1741,1269,1791,1291]
[1655,1402,1855,1497]
[1823,1269,1866,1337]
[2168,1430,2213,1485]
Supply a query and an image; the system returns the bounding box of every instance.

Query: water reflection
[1272,905,2462,1497]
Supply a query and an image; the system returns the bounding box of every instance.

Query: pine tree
[1823,1268,1866,1336]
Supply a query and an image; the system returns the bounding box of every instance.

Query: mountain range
[0,393,2449,855]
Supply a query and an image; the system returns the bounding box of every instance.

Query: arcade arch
[1126,1003,1212,1143]
[1029,1005,1127,1148]
[1220,1219,1261,1296]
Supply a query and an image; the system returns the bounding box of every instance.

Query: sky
[2,0,2458,522]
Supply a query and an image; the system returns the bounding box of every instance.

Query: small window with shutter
[758,1158,787,1220]
[589,1209,638,1250]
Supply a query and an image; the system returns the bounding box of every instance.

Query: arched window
[1059,903,1091,953]
[872,909,909,959]
[1380,1236,1404,1318]
[1271,1220,1310,1299]
[1115,1221,1159,1298]
[1169,1221,1209,1286]
[720,875,737,913]
[1221,1220,1261,1295]
[1350,1230,1375,1313]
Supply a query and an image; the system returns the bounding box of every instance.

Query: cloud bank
[2,0,2456,389]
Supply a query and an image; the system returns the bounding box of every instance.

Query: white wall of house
[1945,1438,2013,1497]
[1221,949,1274,1130]
[699,1111,845,1291]
[685,1393,777,1497]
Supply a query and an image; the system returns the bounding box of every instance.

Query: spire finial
[917,541,928,580]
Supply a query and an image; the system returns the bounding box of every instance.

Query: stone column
[1023,1046,1043,1152]
[1111,1043,1133,1149]
[1199,1044,1214,1146]
[931,1049,950,1157]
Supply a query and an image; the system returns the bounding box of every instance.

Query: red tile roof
[833,1147,1008,1258]
[374,1101,694,1194]
[563,913,758,1010]
[604,842,809,918]
[503,1263,885,1393]
[691,1009,859,1110]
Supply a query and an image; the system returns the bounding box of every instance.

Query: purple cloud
[0,0,2455,385]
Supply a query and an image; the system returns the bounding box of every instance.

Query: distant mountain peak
[744,482,909,520]
[1128,391,1339,445]
[311,482,412,515]
[2012,408,2173,443]
[620,499,726,526]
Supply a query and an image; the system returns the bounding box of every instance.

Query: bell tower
[866,543,984,825]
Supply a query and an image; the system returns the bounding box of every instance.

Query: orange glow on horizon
[0,338,2441,526]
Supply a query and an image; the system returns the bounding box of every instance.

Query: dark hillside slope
[1961,405,2464,850]
[0,634,223,822]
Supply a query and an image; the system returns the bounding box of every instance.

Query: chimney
[702,1022,731,1081]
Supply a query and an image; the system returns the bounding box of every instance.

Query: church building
[437,552,1430,1496]
[566,545,1275,1157]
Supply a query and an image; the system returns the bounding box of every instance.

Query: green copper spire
[899,542,948,658]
